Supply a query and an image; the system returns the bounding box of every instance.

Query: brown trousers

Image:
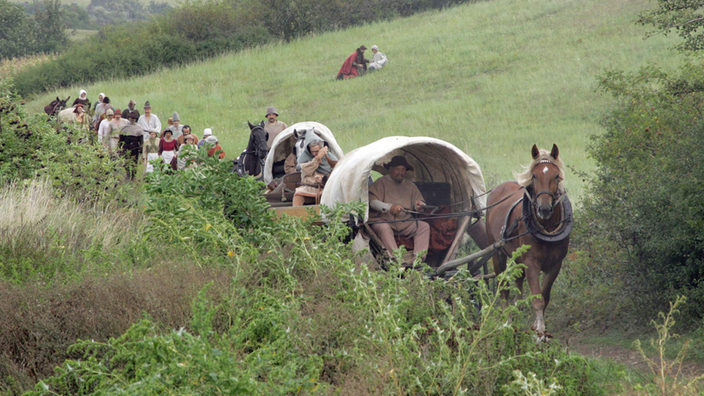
[371,220,430,260]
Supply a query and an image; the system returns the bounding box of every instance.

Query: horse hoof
[533,331,552,343]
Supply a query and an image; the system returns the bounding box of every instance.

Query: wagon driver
[369,156,430,266]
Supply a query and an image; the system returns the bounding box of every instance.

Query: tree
[0,0,36,59]
[639,0,704,52]
[32,0,69,54]
[580,3,704,322]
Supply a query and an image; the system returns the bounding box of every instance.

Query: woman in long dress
[72,104,92,137]
[159,129,179,170]
[143,130,161,173]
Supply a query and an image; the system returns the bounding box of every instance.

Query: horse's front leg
[524,260,546,337]
[540,264,562,321]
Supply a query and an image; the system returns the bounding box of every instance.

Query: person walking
[143,130,161,174]
[120,112,144,179]
[98,108,115,147]
[159,129,179,170]
[165,112,184,139]
[198,128,213,148]
[264,107,287,150]
[121,99,140,121]
[137,101,162,142]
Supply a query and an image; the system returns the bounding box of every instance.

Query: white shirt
[369,52,388,70]
[98,118,113,143]
[138,114,162,141]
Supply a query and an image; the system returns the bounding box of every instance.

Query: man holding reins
[368,156,430,266]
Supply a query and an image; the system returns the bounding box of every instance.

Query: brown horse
[485,144,572,339]
[44,96,70,117]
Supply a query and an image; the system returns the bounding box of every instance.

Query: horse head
[526,144,564,220]
[55,96,70,114]
[247,120,269,157]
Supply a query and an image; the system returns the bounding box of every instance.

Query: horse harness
[499,172,573,257]
[236,126,268,179]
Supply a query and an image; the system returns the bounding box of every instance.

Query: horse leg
[492,254,510,302]
[514,271,525,302]
[524,260,546,336]
[540,265,562,322]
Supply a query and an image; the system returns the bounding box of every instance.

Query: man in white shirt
[368,45,388,71]
[138,101,162,142]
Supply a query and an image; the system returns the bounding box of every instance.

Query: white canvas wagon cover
[263,122,344,184]
[320,136,486,220]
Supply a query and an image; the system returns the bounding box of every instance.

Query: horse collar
[522,191,573,243]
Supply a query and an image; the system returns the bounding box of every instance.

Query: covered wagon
[320,136,490,268]
[263,122,344,185]
[263,122,344,219]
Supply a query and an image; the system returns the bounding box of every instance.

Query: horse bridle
[245,126,268,158]
[523,159,566,210]
[51,102,64,116]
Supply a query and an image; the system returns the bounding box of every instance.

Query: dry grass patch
[0,54,56,79]
[0,180,143,283]
[0,264,235,395]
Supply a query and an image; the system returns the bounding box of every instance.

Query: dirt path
[558,334,704,379]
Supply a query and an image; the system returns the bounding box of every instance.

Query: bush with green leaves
[574,62,704,325]
[21,157,608,394]
[0,80,131,203]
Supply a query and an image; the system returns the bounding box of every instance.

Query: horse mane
[514,149,566,192]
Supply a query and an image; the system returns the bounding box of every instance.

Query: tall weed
[0,180,142,283]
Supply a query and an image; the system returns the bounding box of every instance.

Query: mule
[235,121,269,180]
[485,144,572,340]
[44,96,70,117]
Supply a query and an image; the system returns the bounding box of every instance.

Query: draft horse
[485,144,572,340]
[235,121,269,180]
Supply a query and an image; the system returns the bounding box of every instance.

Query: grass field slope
[26,0,681,200]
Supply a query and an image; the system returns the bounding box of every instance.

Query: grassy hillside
[26,0,681,200]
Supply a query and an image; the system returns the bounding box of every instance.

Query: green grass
[67,28,98,41]
[25,0,683,201]
[10,0,180,7]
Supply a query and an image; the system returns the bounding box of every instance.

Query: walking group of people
[336,45,388,80]
[63,90,226,179]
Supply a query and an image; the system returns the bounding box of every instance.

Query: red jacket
[337,52,360,79]
[208,144,225,159]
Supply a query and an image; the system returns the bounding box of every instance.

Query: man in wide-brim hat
[264,106,287,150]
[368,155,430,266]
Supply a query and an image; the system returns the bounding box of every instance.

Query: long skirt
[145,152,159,173]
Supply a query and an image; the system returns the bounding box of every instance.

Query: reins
[365,188,521,226]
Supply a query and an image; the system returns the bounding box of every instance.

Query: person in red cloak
[336,45,369,80]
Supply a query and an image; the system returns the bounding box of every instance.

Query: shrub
[577,63,704,325]
[0,265,234,395]
[0,80,131,202]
